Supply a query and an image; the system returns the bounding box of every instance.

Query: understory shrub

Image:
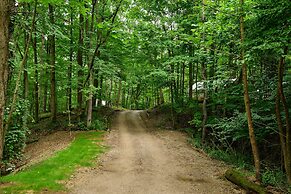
[76,119,107,131]
[3,100,30,162]
[262,168,287,190]
[90,119,107,130]
[3,129,27,162]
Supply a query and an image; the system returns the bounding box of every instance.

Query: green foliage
[189,112,202,130]
[189,133,252,169]
[76,119,107,131]
[208,150,252,170]
[3,100,30,162]
[89,119,107,131]
[3,0,291,190]
[188,133,203,150]
[0,131,105,193]
[3,130,27,162]
[208,108,278,149]
[76,122,89,131]
[209,111,249,144]
[262,168,287,188]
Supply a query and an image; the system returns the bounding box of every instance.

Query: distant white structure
[192,78,237,91]
[192,78,237,101]
[192,81,204,91]
[95,100,107,106]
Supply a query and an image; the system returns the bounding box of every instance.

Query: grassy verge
[0,131,106,193]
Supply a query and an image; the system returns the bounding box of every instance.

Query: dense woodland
[0,0,290,189]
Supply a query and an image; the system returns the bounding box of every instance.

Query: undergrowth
[188,133,289,193]
[0,131,106,193]
[188,133,253,169]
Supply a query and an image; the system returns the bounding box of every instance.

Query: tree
[201,0,208,143]
[48,4,57,121]
[276,46,291,184]
[0,0,10,160]
[33,14,39,122]
[77,3,84,116]
[239,0,261,181]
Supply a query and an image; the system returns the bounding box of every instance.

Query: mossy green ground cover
[0,131,106,193]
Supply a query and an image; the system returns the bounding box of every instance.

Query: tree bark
[189,61,193,100]
[181,62,185,105]
[201,0,208,143]
[67,8,73,111]
[98,77,103,106]
[86,0,97,127]
[116,80,122,107]
[40,34,48,113]
[0,0,10,161]
[43,64,48,112]
[240,0,261,181]
[87,69,93,127]
[5,0,37,132]
[48,4,57,121]
[276,46,291,184]
[159,88,164,105]
[121,86,126,107]
[108,79,113,107]
[275,90,288,181]
[77,11,84,114]
[23,35,29,100]
[33,18,39,122]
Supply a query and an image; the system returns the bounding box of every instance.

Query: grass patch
[0,131,106,193]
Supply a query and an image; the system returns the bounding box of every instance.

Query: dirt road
[69,110,240,194]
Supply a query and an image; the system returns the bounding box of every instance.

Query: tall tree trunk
[5,0,37,132]
[240,0,261,181]
[276,46,291,184]
[176,63,179,101]
[93,77,98,107]
[126,85,130,108]
[43,65,48,112]
[87,69,93,127]
[159,88,164,105]
[40,34,48,113]
[48,4,57,121]
[86,0,97,127]
[189,61,193,100]
[0,0,10,161]
[195,63,199,100]
[201,0,208,143]
[108,79,113,107]
[121,86,126,107]
[275,89,288,182]
[22,3,30,131]
[23,3,29,100]
[181,62,185,106]
[93,51,100,107]
[33,19,39,122]
[98,77,103,106]
[23,34,29,100]
[77,12,84,115]
[116,80,122,107]
[67,9,73,111]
